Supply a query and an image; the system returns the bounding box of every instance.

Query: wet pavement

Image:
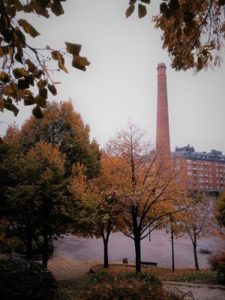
[55,230,225,269]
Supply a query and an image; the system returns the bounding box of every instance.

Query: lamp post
[170,215,175,272]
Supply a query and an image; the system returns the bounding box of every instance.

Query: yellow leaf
[18,19,40,38]
[65,42,81,55]
[0,48,4,58]
[13,67,26,79]
[72,55,90,71]
[0,71,10,83]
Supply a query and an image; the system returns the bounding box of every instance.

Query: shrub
[80,272,190,300]
[173,270,217,283]
[209,251,225,284]
[0,259,58,300]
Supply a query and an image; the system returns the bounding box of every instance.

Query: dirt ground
[48,255,100,281]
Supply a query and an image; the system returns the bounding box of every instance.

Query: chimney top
[157,63,166,70]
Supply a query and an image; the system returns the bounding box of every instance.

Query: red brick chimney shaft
[156,63,170,155]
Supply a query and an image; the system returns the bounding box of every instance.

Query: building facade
[155,63,225,194]
[172,145,225,194]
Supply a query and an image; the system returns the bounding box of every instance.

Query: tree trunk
[42,235,49,268]
[193,236,199,271]
[25,235,33,260]
[103,237,109,268]
[171,225,175,272]
[134,236,141,273]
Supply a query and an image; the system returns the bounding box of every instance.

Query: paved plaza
[55,230,225,269]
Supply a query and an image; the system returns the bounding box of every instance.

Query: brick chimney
[156,63,170,156]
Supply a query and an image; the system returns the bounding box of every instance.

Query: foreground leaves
[0,0,90,117]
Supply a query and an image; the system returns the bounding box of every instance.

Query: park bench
[141,261,157,267]
[198,244,211,254]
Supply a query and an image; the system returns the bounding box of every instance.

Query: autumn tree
[70,154,121,268]
[0,141,74,266]
[14,100,101,178]
[215,191,225,228]
[177,192,213,270]
[106,124,183,273]
[0,0,90,117]
[126,0,225,71]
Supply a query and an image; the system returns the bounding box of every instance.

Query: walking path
[55,230,225,269]
[163,281,225,300]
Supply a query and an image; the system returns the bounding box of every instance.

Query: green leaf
[51,0,64,16]
[18,19,40,38]
[72,55,90,71]
[32,105,43,118]
[48,84,57,96]
[65,42,81,55]
[138,3,147,18]
[126,5,135,18]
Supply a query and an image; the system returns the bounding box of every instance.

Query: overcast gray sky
[1,0,225,153]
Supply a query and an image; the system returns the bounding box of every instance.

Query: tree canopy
[70,154,121,268]
[0,141,74,266]
[127,0,225,71]
[8,100,101,178]
[216,191,225,227]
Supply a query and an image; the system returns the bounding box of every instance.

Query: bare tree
[177,192,213,270]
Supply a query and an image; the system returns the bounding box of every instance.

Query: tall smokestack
[156,63,170,156]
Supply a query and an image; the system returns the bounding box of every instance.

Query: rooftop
[172,145,225,163]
